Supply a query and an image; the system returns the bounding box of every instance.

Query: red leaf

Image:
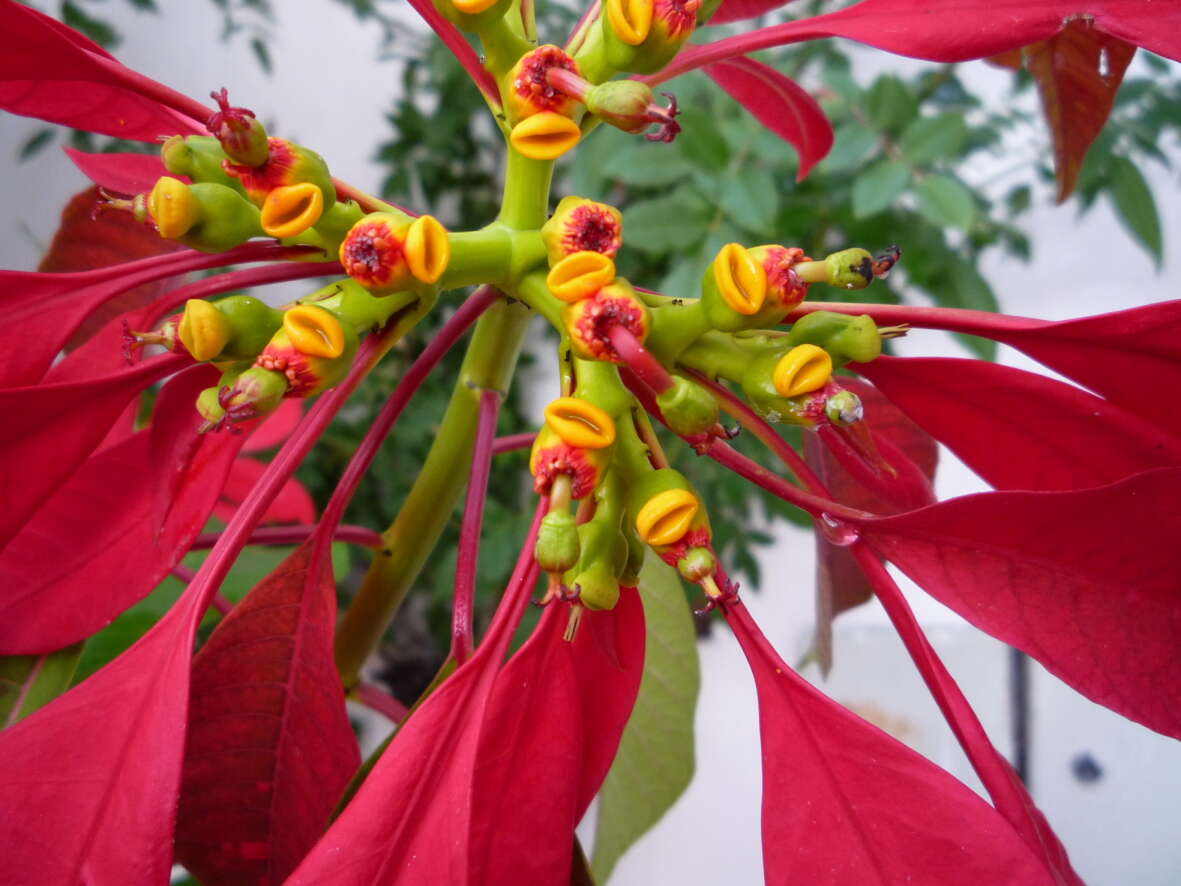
[0,367,246,653]
[244,400,305,453]
[1018,20,1136,200]
[708,0,800,25]
[805,378,938,671]
[38,185,183,349]
[857,467,1181,740]
[176,544,360,885]
[705,56,833,180]
[725,602,1057,885]
[288,510,547,885]
[0,583,203,884]
[854,355,1181,491]
[660,0,1181,81]
[213,457,317,526]
[0,0,208,140]
[469,590,645,881]
[63,148,176,197]
[0,353,189,550]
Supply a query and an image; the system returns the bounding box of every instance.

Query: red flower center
[514,46,579,113]
[563,205,622,257]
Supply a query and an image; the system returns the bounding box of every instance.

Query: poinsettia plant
[1,0,1179,883]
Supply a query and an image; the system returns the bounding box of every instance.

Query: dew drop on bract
[818,512,859,547]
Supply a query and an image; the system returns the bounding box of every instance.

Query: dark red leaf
[1017,21,1136,200]
[709,0,800,25]
[213,456,317,526]
[857,467,1181,740]
[0,353,189,551]
[63,148,176,197]
[804,378,938,671]
[469,589,646,881]
[660,0,1180,82]
[0,367,245,653]
[854,355,1181,491]
[288,510,547,885]
[38,185,183,349]
[176,544,360,885]
[705,56,833,179]
[0,0,208,140]
[725,601,1057,885]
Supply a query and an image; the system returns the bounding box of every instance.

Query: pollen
[339,214,413,294]
[564,205,623,258]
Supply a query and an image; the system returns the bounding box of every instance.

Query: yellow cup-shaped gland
[510,113,581,160]
[260,183,324,238]
[404,215,451,284]
[547,251,616,303]
[147,177,201,240]
[178,298,231,362]
[544,397,616,450]
[713,243,767,316]
[451,0,499,11]
[636,489,700,547]
[773,344,834,398]
[282,305,347,358]
[607,0,654,45]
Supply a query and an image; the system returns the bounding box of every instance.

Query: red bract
[64,148,177,197]
[724,601,1058,885]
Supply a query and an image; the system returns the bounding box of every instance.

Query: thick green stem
[334,298,532,688]
[498,149,554,230]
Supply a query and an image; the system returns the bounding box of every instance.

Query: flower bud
[530,425,610,499]
[178,298,231,362]
[220,366,289,422]
[773,344,833,398]
[145,178,263,253]
[255,304,359,397]
[701,242,768,331]
[541,196,623,264]
[787,310,882,366]
[584,80,683,142]
[536,510,581,574]
[677,546,716,583]
[223,138,335,210]
[602,0,699,74]
[571,559,622,611]
[206,88,271,167]
[160,135,244,192]
[510,112,582,160]
[546,251,617,302]
[655,375,719,436]
[563,280,651,363]
[123,314,182,359]
[824,247,875,289]
[339,213,450,295]
[504,45,581,123]
[543,397,617,449]
[177,295,284,362]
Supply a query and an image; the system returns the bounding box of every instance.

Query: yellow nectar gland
[451,0,498,11]
[608,0,654,45]
[544,397,617,449]
[713,243,767,316]
[546,251,616,303]
[282,305,347,358]
[404,215,451,284]
[774,344,834,398]
[178,299,231,362]
[147,177,200,240]
[260,183,325,239]
[510,113,582,160]
[636,488,700,547]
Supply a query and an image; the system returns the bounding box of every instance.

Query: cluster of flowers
[0,0,1179,883]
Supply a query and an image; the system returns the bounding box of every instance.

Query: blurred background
[2,1,1180,882]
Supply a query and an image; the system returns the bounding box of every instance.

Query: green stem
[498,148,555,230]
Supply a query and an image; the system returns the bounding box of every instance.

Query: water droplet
[818,513,859,547]
[478,54,487,64]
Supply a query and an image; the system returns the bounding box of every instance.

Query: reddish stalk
[405,0,500,101]
[452,389,503,665]
[607,325,675,394]
[491,432,535,455]
[192,523,382,551]
[354,682,409,725]
[786,301,1043,337]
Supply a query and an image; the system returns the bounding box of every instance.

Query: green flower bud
[677,546,716,583]
[209,295,285,361]
[433,0,512,30]
[571,559,622,611]
[825,390,864,426]
[656,375,719,436]
[787,311,882,366]
[220,365,289,423]
[824,248,875,290]
[160,135,245,193]
[145,178,263,253]
[536,510,581,574]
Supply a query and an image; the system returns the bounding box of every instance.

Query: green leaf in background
[601,143,695,188]
[677,108,730,172]
[251,36,272,74]
[914,174,977,230]
[1109,155,1163,266]
[62,0,120,48]
[591,558,700,883]
[18,127,54,161]
[867,74,918,133]
[0,644,83,727]
[899,113,969,166]
[623,193,711,254]
[852,159,909,218]
[721,166,779,236]
[821,123,878,173]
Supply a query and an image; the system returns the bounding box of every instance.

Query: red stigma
[762,246,810,310]
[340,220,406,288]
[532,445,600,498]
[655,0,699,36]
[573,292,647,362]
[514,47,579,115]
[563,205,622,257]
